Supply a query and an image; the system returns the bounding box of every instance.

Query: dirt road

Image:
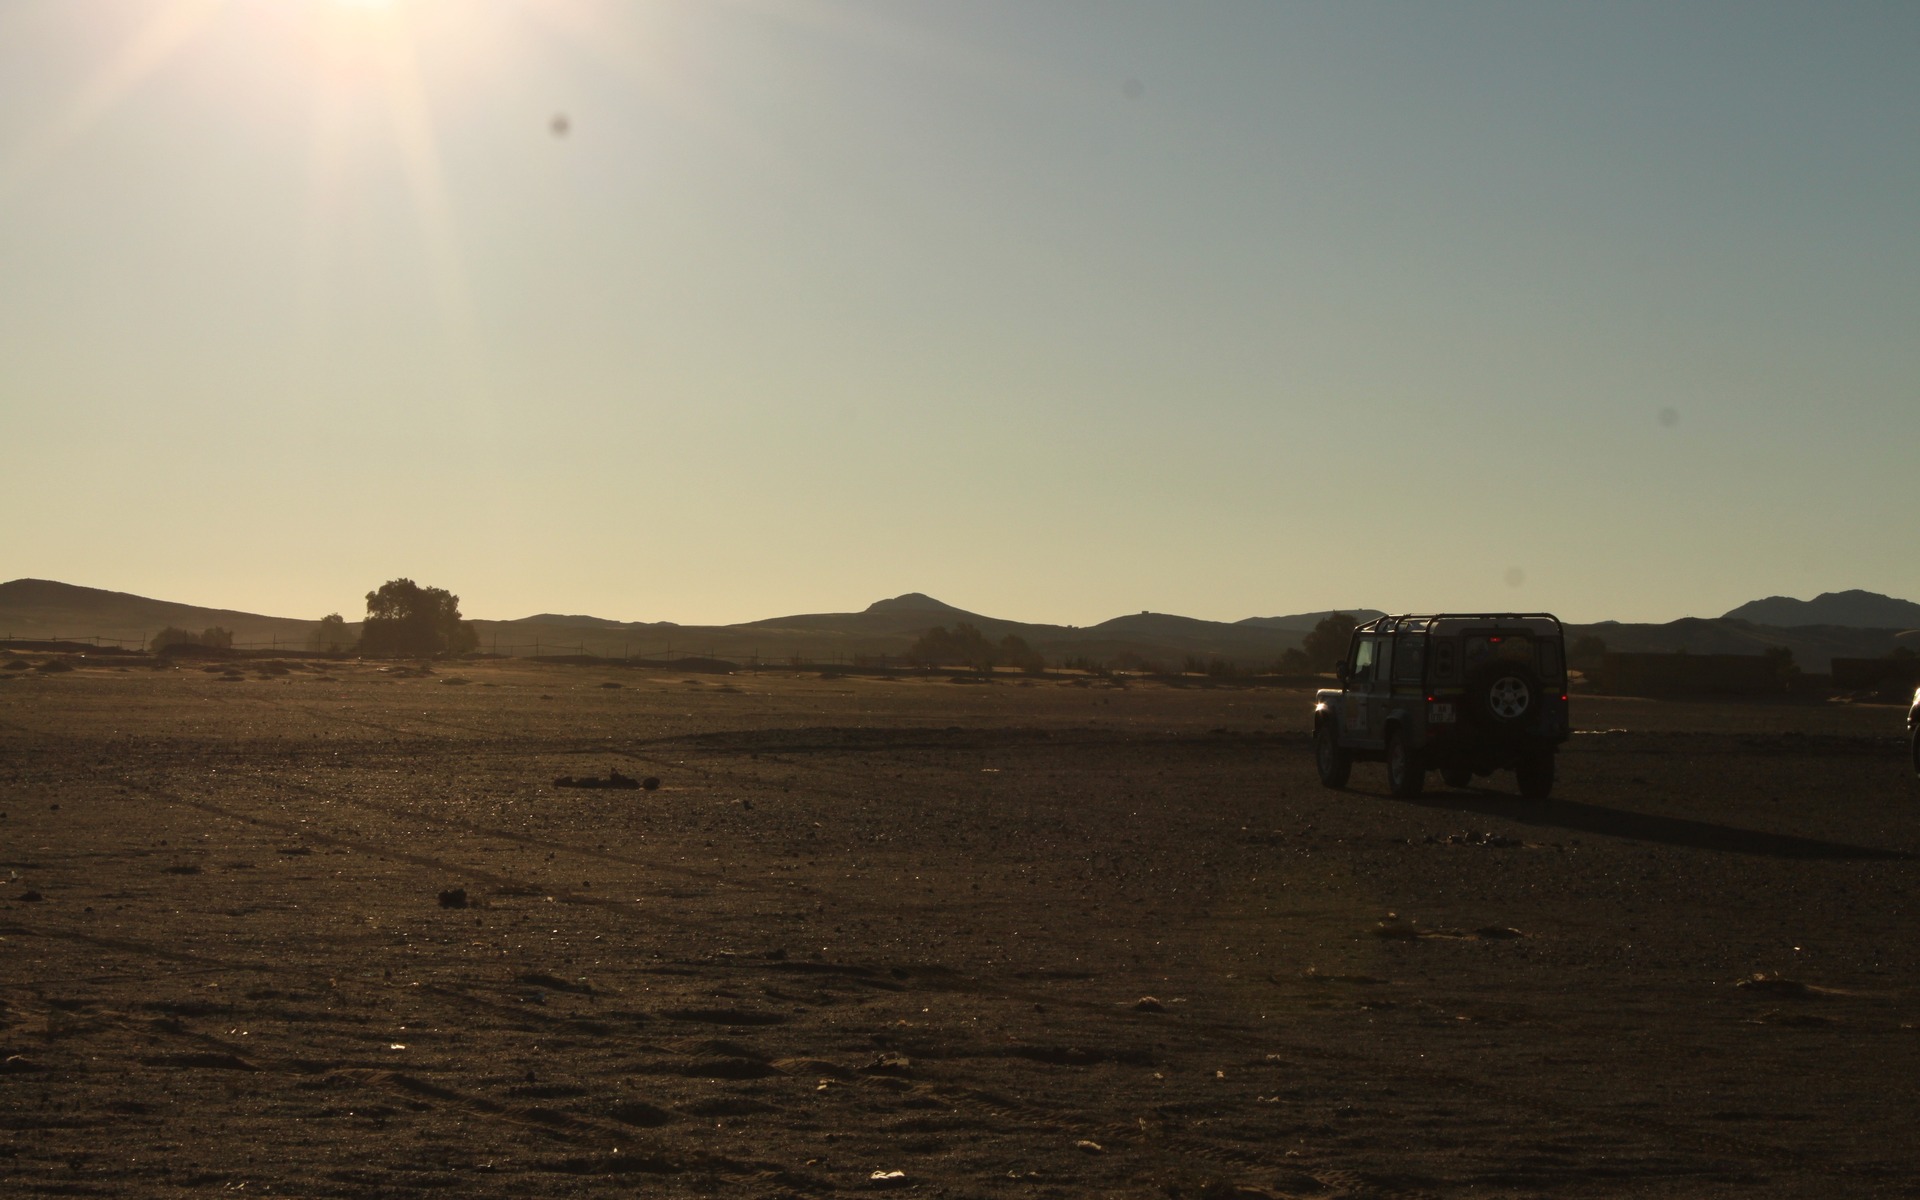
[3,659,1917,1197]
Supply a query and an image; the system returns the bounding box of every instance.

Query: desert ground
[2,656,1918,1198]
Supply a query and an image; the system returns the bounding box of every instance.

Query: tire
[1910,727,1919,779]
[1315,720,1352,789]
[1516,747,1555,800]
[1440,765,1472,790]
[1468,662,1542,730]
[1386,727,1424,798]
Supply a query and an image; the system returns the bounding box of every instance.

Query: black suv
[1314,613,1570,799]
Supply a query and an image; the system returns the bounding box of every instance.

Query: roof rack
[1356,613,1565,635]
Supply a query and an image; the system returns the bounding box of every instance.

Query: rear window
[1465,635,1533,668]
[1464,633,1564,683]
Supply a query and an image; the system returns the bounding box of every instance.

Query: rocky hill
[1722,590,1920,629]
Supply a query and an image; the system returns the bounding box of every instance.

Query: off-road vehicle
[1907,687,1919,778]
[1314,613,1570,799]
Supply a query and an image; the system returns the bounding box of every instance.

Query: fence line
[1,635,1321,681]
[0,633,866,668]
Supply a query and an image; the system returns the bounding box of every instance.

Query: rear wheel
[1386,728,1424,798]
[1440,764,1472,789]
[1516,747,1555,800]
[1315,720,1351,789]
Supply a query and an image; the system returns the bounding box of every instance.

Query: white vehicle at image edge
[1909,687,1920,778]
[1314,613,1571,800]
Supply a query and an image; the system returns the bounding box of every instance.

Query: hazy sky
[2,0,1915,626]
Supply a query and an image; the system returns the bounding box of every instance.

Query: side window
[1430,637,1459,683]
[1349,637,1379,684]
[1393,633,1426,685]
[1538,640,1565,684]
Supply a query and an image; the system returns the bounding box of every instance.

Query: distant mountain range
[1721,590,1920,629]
[3,580,1916,672]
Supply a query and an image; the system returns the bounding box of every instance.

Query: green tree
[309,613,352,653]
[908,623,997,672]
[360,579,478,658]
[150,625,233,652]
[998,634,1045,674]
[1301,612,1358,672]
[150,626,196,652]
[1764,645,1800,684]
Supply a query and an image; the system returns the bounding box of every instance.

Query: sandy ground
[2,658,1918,1198]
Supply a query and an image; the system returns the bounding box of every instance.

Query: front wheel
[1316,721,1352,789]
[1386,728,1424,798]
[1516,747,1555,800]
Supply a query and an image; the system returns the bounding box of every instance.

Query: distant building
[1596,652,1785,698]
[1830,657,1920,694]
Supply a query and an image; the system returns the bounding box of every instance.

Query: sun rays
[0,0,1003,408]
[0,0,226,207]
[301,0,473,347]
[0,0,467,321]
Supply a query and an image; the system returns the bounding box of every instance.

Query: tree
[1277,647,1311,673]
[359,579,478,658]
[997,634,1045,674]
[1301,612,1358,672]
[908,623,997,672]
[150,626,195,652]
[1764,645,1800,685]
[150,626,233,652]
[1569,634,1608,671]
[309,613,352,653]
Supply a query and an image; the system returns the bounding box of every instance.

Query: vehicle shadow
[1401,789,1913,861]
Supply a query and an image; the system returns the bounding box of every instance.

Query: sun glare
[0,0,686,380]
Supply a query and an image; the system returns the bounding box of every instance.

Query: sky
[1,0,1915,627]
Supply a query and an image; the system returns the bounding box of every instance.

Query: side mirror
[1334,659,1349,685]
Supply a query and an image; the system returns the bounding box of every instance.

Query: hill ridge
[7,578,1918,671]
[1721,589,1920,630]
